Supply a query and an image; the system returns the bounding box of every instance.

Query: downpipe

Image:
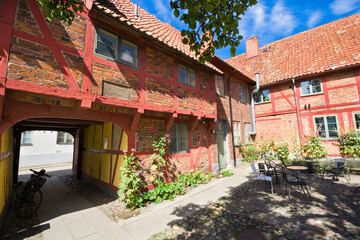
[250,73,260,135]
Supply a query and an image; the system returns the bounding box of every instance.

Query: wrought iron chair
[264,159,282,183]
[304,157,320,179]
[251,161,273,195]
[282,171,311,200]
[322,158,350,184]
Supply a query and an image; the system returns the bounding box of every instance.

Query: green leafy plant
[150,129,170,182]
[117,149,145,210]
[36,0,84,24]
[239,143,259,163]
[302,134,327,159]
[274,142,290,164]
[221,170,233,177]
[339,131,360,158]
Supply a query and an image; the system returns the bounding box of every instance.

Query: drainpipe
[250,73,260,135]
[292,78,303,146]
[227,69,237,167]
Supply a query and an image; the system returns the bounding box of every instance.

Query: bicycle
[16,169,50,218]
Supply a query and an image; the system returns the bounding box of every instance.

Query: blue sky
[135,0,360,60]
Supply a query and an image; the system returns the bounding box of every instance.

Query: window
[21,131,32,145]
[169,123,188,153]
[216,75,225,96]
[300,79,322,96]
[354,113,360,134]
[178,64,196,87]
[57,132,74,144]
[245,123,251,145]
[239,83,246,103]
[254,89,270,104]
[233,122,241,146]
[95,27,138,68]
[314,115,339,139]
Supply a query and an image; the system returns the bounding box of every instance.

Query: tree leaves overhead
[170,0,257,63]
[36,0,84,25]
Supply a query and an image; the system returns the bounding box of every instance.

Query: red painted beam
[82,15,96,92]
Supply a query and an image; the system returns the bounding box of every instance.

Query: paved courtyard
[1,164,359,239]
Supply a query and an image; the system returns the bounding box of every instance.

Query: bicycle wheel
[16,190,42,218]
[32,189,43,210]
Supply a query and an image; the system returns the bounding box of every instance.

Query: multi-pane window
[254,89,270,104]
[354,113,360,134]
[314,115,339,139]
[21,131,32,145]
[57,132,74,144]
[178,64,196,87]
[169,123,188,153]
[300,79,322,96]
[95,28,138,68]
[245,123,251,145]
[233,121,241,146]
[239,83,246,103]
[216,75,225,96]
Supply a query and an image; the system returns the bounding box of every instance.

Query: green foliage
[274,142,290,164]
[239,143,259,163]
[170,0,258,63]
[302,135,327,159]
[143,180,185,203]
[177,169,207,187]
[36,0,83,24]
[117,151,145,210]
[339,131,360,158]
[150,130,170,182]
[221,170,233,177]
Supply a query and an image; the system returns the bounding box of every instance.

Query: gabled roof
[225,13,360,86]
[94,0,223,72]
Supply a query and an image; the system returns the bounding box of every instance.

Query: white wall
[20,131,74,168]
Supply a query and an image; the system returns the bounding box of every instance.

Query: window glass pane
[239,84,246,103]
[65,133,74,143]
[98,29,117,48]
[262,90,270,102]
[169,125,177,153]
[22,131,32,144]
[179,137,187,152]
[216,75,225,95]
[254,92,262,103]
[57,132,65,143]
[178,65,186,83]
[326,116,338,138]
[120,40,137,66]
[311,79,322,93]
[97,42,117,59]
[355,113,360,131]
[300,81,310,95]
[187,68,196,86]
[315,117,326,138]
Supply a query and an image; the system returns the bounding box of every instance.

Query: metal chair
[304,157,320,179]
[282,171,311,200]
[251,161,273,195]
[264,159,282,183]
[322,158,350,184]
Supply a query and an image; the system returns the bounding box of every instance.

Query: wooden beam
[190,116,201,133]
[207,119,216,136]
[130,112,142,132]
[165,113,177,133]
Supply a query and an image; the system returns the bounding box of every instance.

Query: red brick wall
[7,37,69,89]
[135,119,164,152]
[92,62,140,101]
[145,78,174,107]
[146,47,174,81]
[254,69,360,156]
[177,87,197,111]
[14,0,42,37]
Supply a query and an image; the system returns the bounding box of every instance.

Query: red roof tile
[225,13,360,86]
[93,0,220,72]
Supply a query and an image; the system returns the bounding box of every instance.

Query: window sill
[254,101,271,105]
[178,81,196,89]
[21,143,33,146]
[57,143,74,145]
[94,53,139,70]
[300,92,324,98]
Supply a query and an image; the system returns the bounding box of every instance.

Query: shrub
[274,142,290,164]
[221,169,233,176]
[339,131,360,158]
[239,143,259,163]
[302,135,327,159]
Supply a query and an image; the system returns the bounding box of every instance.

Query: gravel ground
[149,173,360,240]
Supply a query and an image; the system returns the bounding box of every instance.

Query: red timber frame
[0,0,218,186]
[255,69,360,156]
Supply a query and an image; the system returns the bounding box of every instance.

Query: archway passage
[13,118,128,191]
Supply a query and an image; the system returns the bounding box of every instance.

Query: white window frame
[233,121,241,146]
[21,131,32,145]
[300,78,323,96]
[239,83,246,104]
[57,132,74,144]
[353,112,360,134]
[216,75,225,96]
[169,123,189,153]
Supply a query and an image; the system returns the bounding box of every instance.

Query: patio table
[286,166,309,179]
